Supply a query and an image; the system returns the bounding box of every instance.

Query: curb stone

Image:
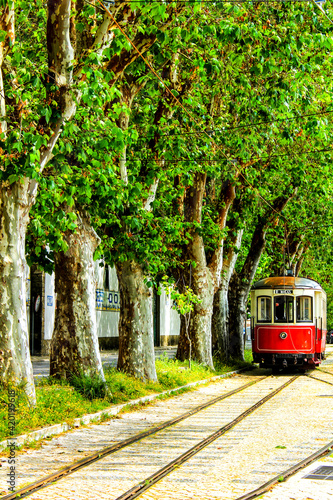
[0,367,249,452]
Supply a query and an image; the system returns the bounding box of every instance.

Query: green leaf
[7,174,18,185]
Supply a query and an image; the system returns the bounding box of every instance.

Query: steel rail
[307,373,333,386]
[235,439,333,500]
[1,376,265,500]
[115,375,299,500]
[317,368,333,377]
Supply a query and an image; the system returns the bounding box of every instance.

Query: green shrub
[69,372,109,400]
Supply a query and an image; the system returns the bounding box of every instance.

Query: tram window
[296,296,312,322]
[274,296,294,323]
[257,296,272,322]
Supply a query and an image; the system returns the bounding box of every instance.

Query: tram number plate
[274,289,293,294]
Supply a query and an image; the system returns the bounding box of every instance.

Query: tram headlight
[279,332,288,339]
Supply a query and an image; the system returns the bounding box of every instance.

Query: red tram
[250,276,327,371]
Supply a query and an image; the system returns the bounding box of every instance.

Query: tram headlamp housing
[279,332,288,339]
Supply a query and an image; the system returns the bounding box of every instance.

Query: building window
[296,296,312,322]
[257,296,272,322]
[103,264,110,290]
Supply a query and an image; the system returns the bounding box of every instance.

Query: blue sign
[47,295,53,307]
[96,289,120,312]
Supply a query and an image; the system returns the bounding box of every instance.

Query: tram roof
[252,276,323,290]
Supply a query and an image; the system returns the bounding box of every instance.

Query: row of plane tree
[1,0,333,405]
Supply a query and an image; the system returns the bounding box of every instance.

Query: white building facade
[28,263,180,355]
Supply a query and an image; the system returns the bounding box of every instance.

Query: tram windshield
[274,296,294,323]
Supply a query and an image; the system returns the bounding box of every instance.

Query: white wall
[38,262,180,344]
[95,262,120,338]
[44,272,56,340]
[160,287,180,340]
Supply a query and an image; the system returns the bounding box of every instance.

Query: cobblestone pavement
[0,373,259,495]
[259,345,333,500]
[137,373,333,500]
[1,347,332,500]
[260,453,333,500]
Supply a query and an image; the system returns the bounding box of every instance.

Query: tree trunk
[176,175,236,368]
[228,220,269,359]
[212,228,244,360]
[0,180,36,405]
[112,64,183,381]
[176,255,215,368]
[175,172,214,368]
[50,211,105,381]
[228,195,293,360]
[228,274,248,360]
[116,260,157,382]
[294,242,310,276]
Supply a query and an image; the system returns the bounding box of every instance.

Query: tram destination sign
[274,289,293,294]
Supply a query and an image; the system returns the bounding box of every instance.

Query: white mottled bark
[50,212,105,381]
[176,175,215,368]
[95,14,114,56]
[120,147,128,185]
[116,260,157,382]
[0,180,36,404]
[143,177,159,212]
[176,241,215,368]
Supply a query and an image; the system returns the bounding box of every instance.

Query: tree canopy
[2,0,333,400]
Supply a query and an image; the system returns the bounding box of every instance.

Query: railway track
[235,439,333,500]
[1,375,266,500]
[307,373,333,386]
[114,376,298,500]
[1,371,332,500]
[318,368,333,377]
[307,366,333,386]
[233,353,333,500]
[132,373,333,500]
